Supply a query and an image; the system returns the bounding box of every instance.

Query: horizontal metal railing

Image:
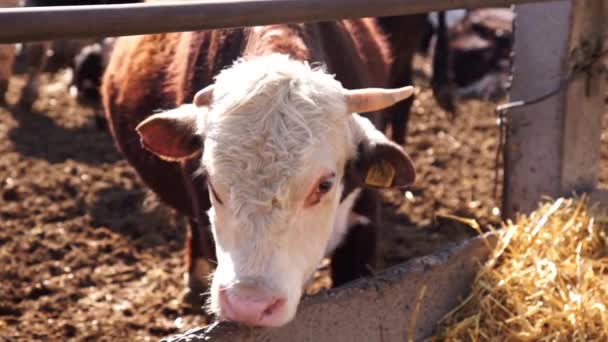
[0,0,559,43]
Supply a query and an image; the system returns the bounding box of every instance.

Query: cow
[0,0,21,105]
[377,9,513,142]
[377,12,456,145]
[447,8,514,100]
[10,0,140,110]
[66,38,118,129]
[0,42,16,105]
[102,21,416,327]
[376,14,430,145]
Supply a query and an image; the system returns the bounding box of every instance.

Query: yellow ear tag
[364,160,395,187]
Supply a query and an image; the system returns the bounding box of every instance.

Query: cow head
[136,54,415,327]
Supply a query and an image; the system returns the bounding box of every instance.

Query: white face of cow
[136,54,415,327]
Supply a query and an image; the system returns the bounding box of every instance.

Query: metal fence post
[503,0,607,218]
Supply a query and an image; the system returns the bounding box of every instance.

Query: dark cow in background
[427,8,514,100]
[377,11,461,145]
[103,18,416,326]
[447,8,514,100]
[71,38,116,106]
[378,8,514,142]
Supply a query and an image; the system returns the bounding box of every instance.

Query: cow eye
[318,179,334,193]
[305,173,336,207]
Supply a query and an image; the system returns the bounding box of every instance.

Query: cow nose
[219,284,286,327]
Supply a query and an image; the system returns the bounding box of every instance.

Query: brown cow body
[102,22,396,308]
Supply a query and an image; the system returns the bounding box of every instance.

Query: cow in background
[9,0,140,110]
[427,8,514,100]
[379,8,514,143]
[378,12,456,145]
[71,39,112,106]
[447,8,514,100]
[103,20,416,327]
[0,0,21,105]
[377,14,431,145]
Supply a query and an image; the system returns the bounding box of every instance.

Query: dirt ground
[0,57,604,340]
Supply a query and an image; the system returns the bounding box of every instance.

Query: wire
[492,47,608,199]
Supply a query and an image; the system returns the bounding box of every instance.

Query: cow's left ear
[347,114,415,188]
[136,104,204,162]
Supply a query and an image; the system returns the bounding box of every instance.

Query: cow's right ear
[136,104,204,162]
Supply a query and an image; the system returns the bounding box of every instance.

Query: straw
[433,196,608,341]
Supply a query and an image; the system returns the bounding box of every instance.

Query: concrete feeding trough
[162,232,498,342]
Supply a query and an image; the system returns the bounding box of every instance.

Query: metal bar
[0,0,559,43]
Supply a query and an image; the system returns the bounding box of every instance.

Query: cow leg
[330,188,380,287]
[18,41,50,110]
[0,1,19,104]
[380,14,428,145]
[386,66,415,145]
[0,44,16,105]
[386,33,417,145]
[430,11,456,113]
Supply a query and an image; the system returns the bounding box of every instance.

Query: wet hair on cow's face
[136,54,415,327]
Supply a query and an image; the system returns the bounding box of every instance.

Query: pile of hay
[435,197,608,341]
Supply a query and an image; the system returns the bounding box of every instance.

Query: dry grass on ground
[435,197,608,341]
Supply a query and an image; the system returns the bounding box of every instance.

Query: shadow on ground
[7,104,120,165]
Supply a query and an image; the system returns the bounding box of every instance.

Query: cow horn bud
[343,86,414,114]
[193,84,215,107]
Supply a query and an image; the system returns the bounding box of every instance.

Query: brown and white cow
[103,21,416,327]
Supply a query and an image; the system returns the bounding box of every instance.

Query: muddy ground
[1,58,606,341]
